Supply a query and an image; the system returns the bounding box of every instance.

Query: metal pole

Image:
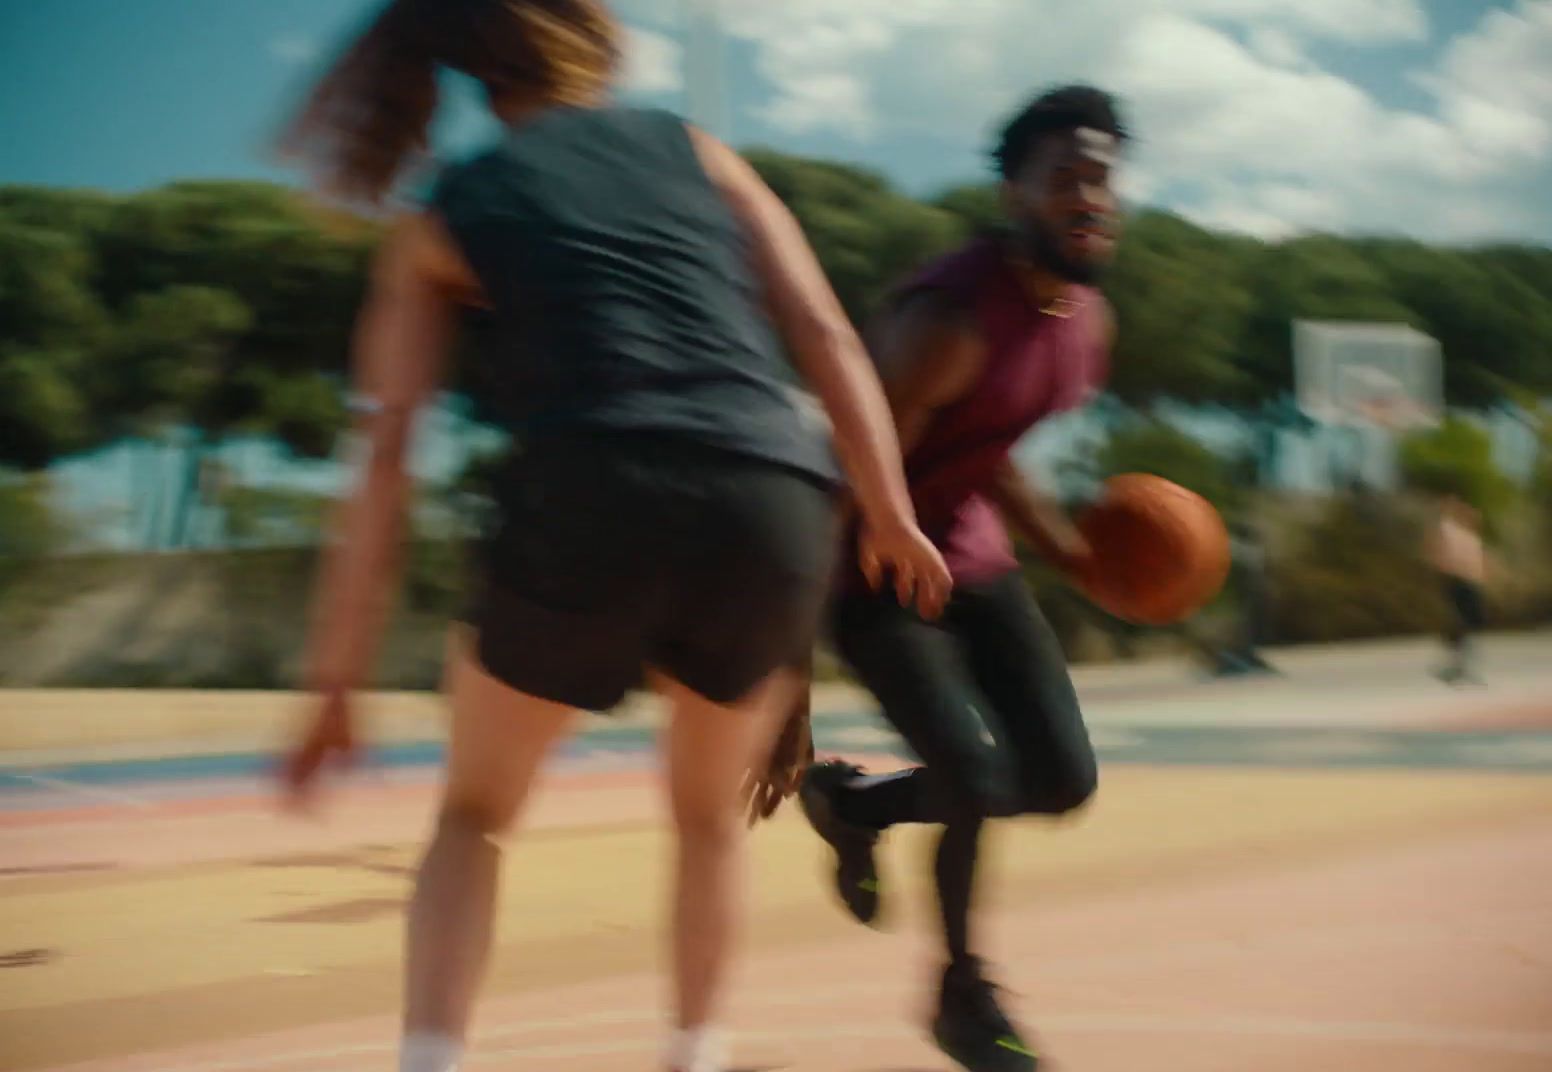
[683,0,730,140]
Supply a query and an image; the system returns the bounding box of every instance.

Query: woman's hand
[858,518,953,620]
[742,685,815,827]
[279,685,358,813]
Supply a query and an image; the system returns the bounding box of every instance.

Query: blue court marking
[3,715,1552,794]
[0,730,659,791]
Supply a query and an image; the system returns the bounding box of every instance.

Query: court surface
[3,636,1551,1071]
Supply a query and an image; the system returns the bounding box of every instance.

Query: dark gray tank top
[427,105,839,485]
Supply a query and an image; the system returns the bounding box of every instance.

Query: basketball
[1075,473,1232,625]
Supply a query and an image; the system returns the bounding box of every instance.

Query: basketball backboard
[1293,320,1443,432]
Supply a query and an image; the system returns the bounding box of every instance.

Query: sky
[3,0,1552,244]
[4,0,1548,547]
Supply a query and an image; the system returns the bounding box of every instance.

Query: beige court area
[3,731,1551,1072]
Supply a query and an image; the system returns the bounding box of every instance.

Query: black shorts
[462,431,840,711]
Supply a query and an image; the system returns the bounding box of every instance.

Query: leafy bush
[1397,416,1516,533]
[1067,415,1250,516]
[1266,496,1441,643]
[0,471,62,559]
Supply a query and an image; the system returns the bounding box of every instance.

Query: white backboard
[1293,319,1443,431]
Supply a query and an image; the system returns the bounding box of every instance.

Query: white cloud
[1425,0,1552,164]
[713,0,1428,138]
[620,27,684,96]
[1245,26,1311,69]
[611,0,682,31]
[268,35,319,66]
[1179,0,1427,44]
[1190,181,1345,240]
[722,1,957,137]
[705,0,1552,241]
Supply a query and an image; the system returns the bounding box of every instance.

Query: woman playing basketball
[272,3,949,1071]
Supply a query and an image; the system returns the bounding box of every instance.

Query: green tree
[932,184,1002,235]
[1238,235,1416,403]
[1270,496,1439,643]
[92,182,371,456]
[1363,241,1552,407]
[1527,406,1552,534]
[1069,417,1246,515]
[1539,418,1552,497]
[0,220,108,468]
[75,183,374,546]
[93,285,254,546]
[1,182,365,479]
[1397,416,1516,531]
[0,186,119,237]
[1103,212,1259,406]
[218,482,331,547]
[0,222,106,347]
[0,348,94,470]
[743,150,964,322]
[0,472,63,559]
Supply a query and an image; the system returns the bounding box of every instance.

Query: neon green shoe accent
[858,878,880,893]
[995,1036,1038,1058]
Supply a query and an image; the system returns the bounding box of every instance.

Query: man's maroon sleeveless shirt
[849,236,1109,590]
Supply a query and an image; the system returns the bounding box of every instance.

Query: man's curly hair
[993,84,1129,180]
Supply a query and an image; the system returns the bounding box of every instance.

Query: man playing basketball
[796,85,1125,1072]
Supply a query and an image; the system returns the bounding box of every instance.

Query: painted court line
[124,906,1552,1072]
[462,1016,1552,1062]
[4,771,155,812]
[232,1016,1552,1072]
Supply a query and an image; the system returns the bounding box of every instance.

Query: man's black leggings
[828,570,1097,966]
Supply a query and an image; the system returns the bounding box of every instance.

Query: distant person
[1214,518,1275,676]
[271,2,950,1071]
[1426,495,1487,684]
[794,85,1121,1072]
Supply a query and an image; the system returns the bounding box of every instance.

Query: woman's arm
[689,135,914,528]
[285,212,473,800]
[304,213,468,688]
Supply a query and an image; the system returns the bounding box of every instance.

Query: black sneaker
[797,760,882,926]
[931,959,1041,1072]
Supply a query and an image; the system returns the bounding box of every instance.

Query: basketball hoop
[1292,320,1443,491]
[1293,320,1443,431]
[1354,393,1423,433]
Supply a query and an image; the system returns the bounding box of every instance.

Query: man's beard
[1019,222,1106,286]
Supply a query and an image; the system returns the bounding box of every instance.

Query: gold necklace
[1039,295,1084,319]
[1007,251,1084,319]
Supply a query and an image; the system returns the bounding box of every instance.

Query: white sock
[664,1025,726,1072]
[400,1032,462,1072]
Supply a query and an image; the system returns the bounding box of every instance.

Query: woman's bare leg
[400,628,577,1069]
[657,668,803,1046]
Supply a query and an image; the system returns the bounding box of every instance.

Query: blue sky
[5,1,1549,547]
[4,0,1551,242]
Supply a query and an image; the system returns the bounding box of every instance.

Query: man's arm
[868,289,987,457]
[986,458,1090,570]
[984,296,1115,573]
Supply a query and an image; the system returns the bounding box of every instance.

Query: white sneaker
[664,1026,726,1072]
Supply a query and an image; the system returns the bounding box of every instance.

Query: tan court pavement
[3,631,1549,765]
[3,760,1551,1070]
[2,635,1550,1070]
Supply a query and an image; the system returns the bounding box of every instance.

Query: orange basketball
[1075,473,1231,626]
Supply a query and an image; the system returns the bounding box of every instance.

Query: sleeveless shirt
[865,236,1109,585]
[426,105,840,486]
